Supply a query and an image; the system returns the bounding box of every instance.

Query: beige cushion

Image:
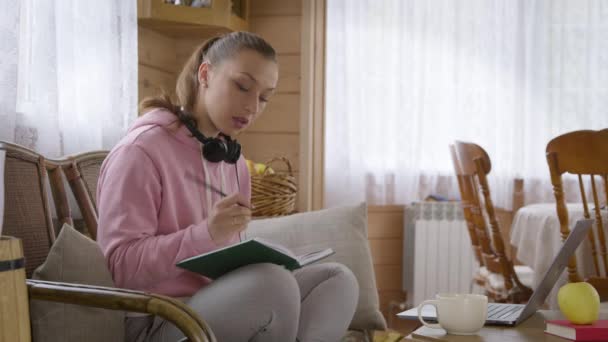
[246,203,387,331]
[30,224,124,342]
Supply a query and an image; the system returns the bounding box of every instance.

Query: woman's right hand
[208,193,251,245]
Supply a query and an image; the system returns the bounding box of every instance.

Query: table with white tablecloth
[0,150,4,236]
[510,203,608,309]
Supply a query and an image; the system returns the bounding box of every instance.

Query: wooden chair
[450,141,533,303]
[449,145,487,289]
[546,129,608,300]
[61,151,108,240]
[0,141,215,341]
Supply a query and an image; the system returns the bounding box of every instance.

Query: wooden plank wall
[138,28,178,104]
[245,0,302,207]
[367,205,407,325]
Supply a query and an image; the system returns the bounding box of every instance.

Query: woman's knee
[183,263,301,341]
[248,262,299,287]
[323,262,360,295]
[242,263,301,339]
[240,263,301,309]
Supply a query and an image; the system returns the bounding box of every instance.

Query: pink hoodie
[97,108,250,297]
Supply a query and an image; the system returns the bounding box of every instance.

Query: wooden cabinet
[138,0,249,37]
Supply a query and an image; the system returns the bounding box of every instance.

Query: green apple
[253,163,267,175]
[557,282,600,324]
[253,163,274,175]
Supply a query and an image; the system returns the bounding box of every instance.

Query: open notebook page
[252,237,297,259]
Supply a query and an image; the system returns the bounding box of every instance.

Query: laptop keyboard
[487,303,524,321]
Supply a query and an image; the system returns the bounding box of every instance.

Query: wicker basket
[251,157,297,217]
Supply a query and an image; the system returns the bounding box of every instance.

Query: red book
[545,320,608,341]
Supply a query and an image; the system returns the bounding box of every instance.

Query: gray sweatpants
[126,262,359,342]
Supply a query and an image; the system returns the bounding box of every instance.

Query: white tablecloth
[510,203,608,309]
[0,150,4,236]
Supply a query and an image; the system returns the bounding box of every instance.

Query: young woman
[96,32,359,341]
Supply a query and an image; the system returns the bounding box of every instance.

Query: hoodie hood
[129,108,199,150]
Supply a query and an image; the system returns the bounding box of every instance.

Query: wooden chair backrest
[451,143,505,273]
[62,151,108,240]
[1,141,73,277]
[451,141,531,302]
[449,145,484,266]
[546,129,608,285]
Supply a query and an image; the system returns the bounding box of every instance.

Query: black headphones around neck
[179,108,241,164]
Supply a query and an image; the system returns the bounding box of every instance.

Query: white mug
[417,293,488,335]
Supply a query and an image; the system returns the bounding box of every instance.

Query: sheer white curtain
[325,0,608,209]
[0,0,137,157]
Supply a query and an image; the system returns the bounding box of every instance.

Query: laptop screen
[516,218,594,323]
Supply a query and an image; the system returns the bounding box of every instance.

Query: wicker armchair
[61,150,108,239]
[0,141,215,342]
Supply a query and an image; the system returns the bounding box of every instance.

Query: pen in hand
[200,181,252,243]
[201,181,252,210]
[185,172,252,209]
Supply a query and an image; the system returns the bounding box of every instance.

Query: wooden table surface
[404,310,608,341]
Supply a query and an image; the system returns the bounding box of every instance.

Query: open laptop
[397,219,594,326]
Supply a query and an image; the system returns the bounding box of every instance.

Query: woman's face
[199,48,278,136]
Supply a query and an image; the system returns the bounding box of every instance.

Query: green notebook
[176,238,334,279]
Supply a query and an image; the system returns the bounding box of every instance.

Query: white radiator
[403,202,479,307]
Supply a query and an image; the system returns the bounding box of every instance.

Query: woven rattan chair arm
[26,279,216,342]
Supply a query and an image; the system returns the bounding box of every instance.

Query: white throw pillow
[246,203,387,331]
